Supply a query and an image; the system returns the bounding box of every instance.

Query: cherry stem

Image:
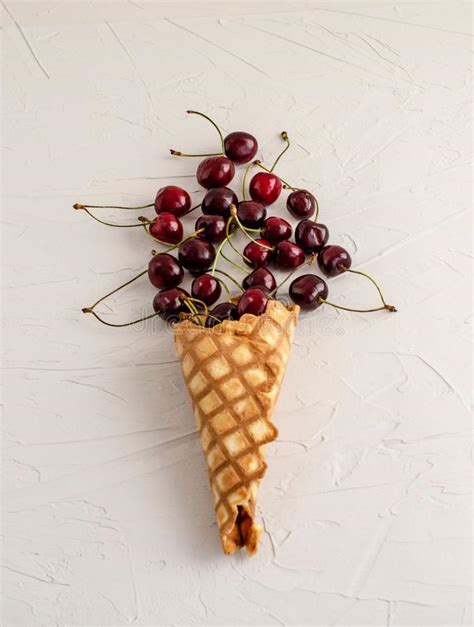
[242,160,257,201]
[169,110,225,156]
[160,228,204,254]
[221,249,248,273]
[185,296,208,317]
[82,310,159,328]
[319,299,396,314]
[313,197,320,222]
[269,255,317,297]
[79,208,150,228]
[74,202,153,211]
[270,131,290,173]
[230,205,272,250]
[84,269,147,312]
[183,203,202,215]
[255,161,296,190]
[214,269,244,292]
[215,276,232,300]
[341,266,396,312]
[211,218,249,274]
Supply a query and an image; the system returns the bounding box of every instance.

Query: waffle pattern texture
[174,300,299,555]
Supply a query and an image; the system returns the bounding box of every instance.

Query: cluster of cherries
[76,110,395,328]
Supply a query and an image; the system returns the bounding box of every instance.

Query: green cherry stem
[215,276,232,300]
[319,300,395,314]
[214,269,244,292]
[83,310,159,328]
[340,266,397,312]
[220,250,248,273]
[83,269,147,312]
[269,255,317,297]
[74,202,153,211]
[313,196,320,222]
[169,110,225,156]
[270,131,290,173]
[79,208,149,228]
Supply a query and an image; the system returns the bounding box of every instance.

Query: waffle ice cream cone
[174,300,299,555]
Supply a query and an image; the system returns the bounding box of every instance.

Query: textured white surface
[2,2,472,625]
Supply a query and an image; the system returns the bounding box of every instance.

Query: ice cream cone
[174,300,299,555]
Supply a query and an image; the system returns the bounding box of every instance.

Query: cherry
[224,131,258,164]
[237,288,268,317]
[286,190,317,219]
[205,302,240,328]
[289,274,328,310]
[273,241,305,271]
[295,220,329,253]
[318,245,352,277]
[242,268,276,293]
[195,215,229,243]
[154,186,191,217]
[149,212,183,245]
[148,253,184,289]
[191,274,222,306]
[153,288,190,321]
[249,172,282,206]
[201,186,238,218]
[197,156,235,189]
[178,238,216,275]
[243,238,273,268]
[261,216,292,244]
[237,200,266,228]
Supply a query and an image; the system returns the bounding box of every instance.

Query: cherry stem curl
[169,110,225,156]
[270,131,290,173]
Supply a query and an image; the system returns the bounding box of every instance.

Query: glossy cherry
[201,186,238,219]
[318,245,352,277]
[148,253,184,289]
[152,288,190,321]
[149,212,183,245]
[237,200,266,229]
[261,216,292,244]
[197,156,235,189]
[195,215,229,243]
[224,131,258,164]
[178,238,216,275]
[191,274,222,306]
[295,220,329,253]
[237,288,268,317]
[273,241,305,270]
[286,190,317,219]
[242,268,277,293]
[154,186,191,217]
[289,274,328,310]
[205,302,240,328]
[249,172,282,206]
[243,238,273,268]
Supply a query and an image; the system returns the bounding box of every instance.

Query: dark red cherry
[152,288,190,321]
[273,241,305,270]
[205,302,240,328]
[191,274,222,306]
[295,220,329,253]
[196,156,235,189]
[237,200,266,228]
[286,190,316,219]
[148,253,184,289]
[224,131,258,164]
[178,238,216,275]
[149,212,183,245]
[249,172,282,206]
[318,245,352,277]
[242,268,276,293]
[261,216,292,244]
[237,288,268,317]
[195,215,229,243]
[154,186,191,217]
[201,186,238,219]
[243,238,273,268]
[289,274,328,310]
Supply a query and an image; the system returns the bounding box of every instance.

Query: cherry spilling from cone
[75,110,396,327]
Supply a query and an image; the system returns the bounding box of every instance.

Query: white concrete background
[2,1,472,625]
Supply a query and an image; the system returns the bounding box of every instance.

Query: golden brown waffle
[174,300,299,555]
